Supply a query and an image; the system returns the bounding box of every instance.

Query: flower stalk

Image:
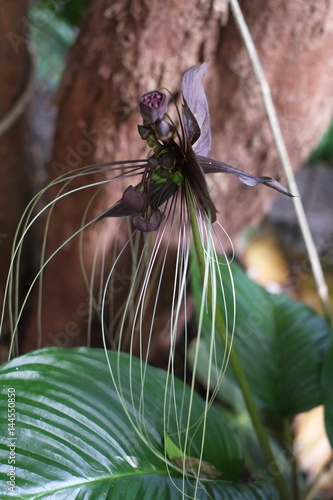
[186,182,290,500]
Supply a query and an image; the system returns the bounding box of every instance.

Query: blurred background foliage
[309,120,333,165]
[29,0,89,86]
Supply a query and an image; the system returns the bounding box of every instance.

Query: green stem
[186,183,290,500]
[283,418,299,500]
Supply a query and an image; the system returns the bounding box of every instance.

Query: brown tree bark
[0,0,31,360]
[21,0,333,355]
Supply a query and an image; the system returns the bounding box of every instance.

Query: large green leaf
[322,336,333,448]
[191,258,331,417]
[188,338,294,483]
[0,348,277,499]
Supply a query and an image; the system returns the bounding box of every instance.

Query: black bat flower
[97,62,292,231]
[4,64,294,493]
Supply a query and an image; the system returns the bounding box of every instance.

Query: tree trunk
[21,0,333,354]
[0,0,31,360]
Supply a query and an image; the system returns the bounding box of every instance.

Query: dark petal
[181,63,211,157]
[184,142,217,222]
[132,210,164,232]
[96,198,138,222]
[139,91,168,126]
[197,156,294,197]
[182,99,201,145]
[96,180,178,223]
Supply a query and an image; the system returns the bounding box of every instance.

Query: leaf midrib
[19,467,174,499]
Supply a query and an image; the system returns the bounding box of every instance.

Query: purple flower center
[139,91,168,126]
[141,91,164,109]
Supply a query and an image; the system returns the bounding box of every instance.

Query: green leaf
[189,338,295,481]
[191,258,331,417]
[309,119,333,163]
[0,348,276,499]
[322,336,333,448]
[164,431,184,460]
[31,0,89,27]
[29,5,77,87]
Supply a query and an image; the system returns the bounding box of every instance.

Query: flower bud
[139,91,168,125]
[151,167,171,184]
[147,156,160,169]
[122,185,147,212]
[159,153,176,169]
[137,124,152,140]
[171,171,184,187]
[155,120,174,142]
[132,209,164,232]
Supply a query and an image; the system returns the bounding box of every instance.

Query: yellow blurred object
[239,223,333,315]
[294,407,333,499]
[239,228,290,290]
[296,264,333,317]
[294,407,331,477]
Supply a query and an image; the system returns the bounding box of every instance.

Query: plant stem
[186,183,290,500]
[229,0,331,324]
[283,417,299,500]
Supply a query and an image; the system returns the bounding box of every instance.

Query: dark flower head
[97,63,293,231]
[5,63,295,496]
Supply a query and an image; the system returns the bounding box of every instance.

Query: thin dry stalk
[229,0,331,323]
